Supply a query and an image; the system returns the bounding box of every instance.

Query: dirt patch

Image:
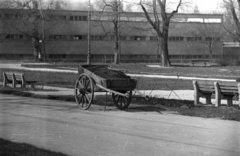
[84,66,130,79]
[1,88,240,121]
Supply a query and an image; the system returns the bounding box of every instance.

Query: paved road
[0,94,240,156]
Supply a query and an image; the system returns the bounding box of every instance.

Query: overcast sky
[193,0,222,13]
[68,0,223,13]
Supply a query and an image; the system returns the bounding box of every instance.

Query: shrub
[216,55,240,66]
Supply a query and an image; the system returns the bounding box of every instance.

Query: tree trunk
[160,32,171,67]
[114,38,119,64]
[32,6,40,62]
[42,40,46,61]
[32,37,40,61]
[156,40,161,62]
[161,41,171,66]
[209,48,213,62]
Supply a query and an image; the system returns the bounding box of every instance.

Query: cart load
[75,65,137,110]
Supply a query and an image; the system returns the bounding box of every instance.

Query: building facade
[0,9,224,62]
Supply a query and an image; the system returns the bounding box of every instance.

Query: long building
[0,9,224,62]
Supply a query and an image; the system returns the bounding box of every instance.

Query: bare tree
[140,0,188,67]
[93,0,124,64]
[222,0,240,42]
[0,33,9,43]
[1,0,68,61]
[49,0,70,10]
[190,23,224,60]
[125,2,134,12]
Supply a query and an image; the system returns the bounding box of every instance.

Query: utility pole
[87,0,91,64]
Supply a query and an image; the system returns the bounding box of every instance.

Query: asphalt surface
[0,94,240,156]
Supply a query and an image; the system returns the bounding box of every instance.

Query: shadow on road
[90,104,166,114]
[126,105,165,114]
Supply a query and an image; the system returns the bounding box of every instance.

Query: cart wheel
[112,91,132,110]
[75,73,94,110]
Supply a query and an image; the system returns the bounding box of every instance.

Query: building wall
[0,9,224,62]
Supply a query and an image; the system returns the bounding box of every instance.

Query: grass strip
[0,138,70,156]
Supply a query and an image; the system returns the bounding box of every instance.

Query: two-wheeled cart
[74,65,137,110]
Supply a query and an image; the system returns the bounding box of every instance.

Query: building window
[216,37,220,41]
[205,37,220,41]
[70,15,88,21]
[62,54,66,58]
[120,36,127,40]
[91,35,104,41]
[14,14,22,19]
[91,35,98,40]
[131,36,146,41]
[169,36,184,41]
[150,36,158,41]
[102,35,114,41]
[205,37,212,41]
[178,37,184,41]
[6,34,14,39]
[74,35,82,40]
[170,55,181,59]
[14,34,24,39]
[49,35,66,40]
[110,36,115,41]
[61,16,67,20]
[5,34,24,40]
[19,35,24,39]
[49,15,66,20]
[101,35,111,41]
[71,35,87,40]
[49,54,67,59]
[54,35,62,40]
[82,16,87,21]
[5,14,12,19]
[135,36,141,41]
[187,37,202,41]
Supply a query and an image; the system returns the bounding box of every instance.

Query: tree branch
[140,0,162,37]
[168,0,182,20]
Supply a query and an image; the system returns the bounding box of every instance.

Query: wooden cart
[75,65,137,110]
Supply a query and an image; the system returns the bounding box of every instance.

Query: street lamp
[87,0,91,65]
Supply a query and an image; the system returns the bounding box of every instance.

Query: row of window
[1,34,221,42]
[69,15,87,21]
[3,14,23,19]
[187,37,220,42]
[47,35,221,42]
[0,54,222,60]
[169,55,221,59]
[0,34,24,39]
[0,13,88,21]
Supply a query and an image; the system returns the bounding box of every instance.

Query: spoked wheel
[112,90,132,110]
[75,73,94,110]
